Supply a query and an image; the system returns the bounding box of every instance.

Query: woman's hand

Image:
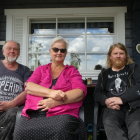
[49,90,66,101]
[37,98,62,111]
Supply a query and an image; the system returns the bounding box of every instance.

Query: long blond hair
[106,43,134,68]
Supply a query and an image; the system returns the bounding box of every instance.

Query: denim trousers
[102,106,140,140]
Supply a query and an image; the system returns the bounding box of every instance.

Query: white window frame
[5,7,127,79]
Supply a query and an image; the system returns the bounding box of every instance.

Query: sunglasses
[51,47,67,53]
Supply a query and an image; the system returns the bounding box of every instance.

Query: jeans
[103,106,140,140]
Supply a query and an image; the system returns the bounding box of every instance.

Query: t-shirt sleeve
[17,64,32,82]
[23,67,32,82]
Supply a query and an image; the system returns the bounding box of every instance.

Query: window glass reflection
[29,17,115,77]
[28,54,50,70]
[58,18,85,34]
[65,36,85,53]
[31,19,56,34]
[87,17,114,33]
[87,55,107,72]
[87,35,114,52]
[34,29,56,35]
[29,36,54,53]
[65,53,86,72]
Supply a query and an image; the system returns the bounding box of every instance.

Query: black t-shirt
[105,66,129,97]
[0,61,31,101]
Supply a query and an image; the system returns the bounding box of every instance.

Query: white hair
[50,36,69,48]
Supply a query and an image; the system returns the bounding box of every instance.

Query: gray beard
[6,57,17,63]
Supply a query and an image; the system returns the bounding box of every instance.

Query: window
[29,17,114,77]
[5,7,126,79]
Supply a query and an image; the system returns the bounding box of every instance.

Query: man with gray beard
[0,41,31,140]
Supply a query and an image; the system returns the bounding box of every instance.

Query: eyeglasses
[6,47,19,51]
[51,47,67,53]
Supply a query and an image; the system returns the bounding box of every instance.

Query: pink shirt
[22,63,87,118]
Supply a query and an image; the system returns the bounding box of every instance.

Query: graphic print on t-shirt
[0,76,23,101]
[108,72,128,96]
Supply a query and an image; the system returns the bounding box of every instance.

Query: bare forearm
[11,91,26,107]
[15,91,26,105]
[26,82,66,101]
[0,91,26,111]
[25,82,52,97]
[63,89,84,104]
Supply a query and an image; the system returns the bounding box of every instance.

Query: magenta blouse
[22,63,87,118]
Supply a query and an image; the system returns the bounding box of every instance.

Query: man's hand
[105,97,123,110]
[0,101,15,111]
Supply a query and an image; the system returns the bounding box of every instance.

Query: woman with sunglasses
[13,36,87,140]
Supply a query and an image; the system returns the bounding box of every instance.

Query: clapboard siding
[0,14,6,41]
[132,0,140,63]
[125,12,133,56]
[0,0,127,8]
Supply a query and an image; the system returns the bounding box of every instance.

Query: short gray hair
[50,36,68,48]
[2,40,20,50]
